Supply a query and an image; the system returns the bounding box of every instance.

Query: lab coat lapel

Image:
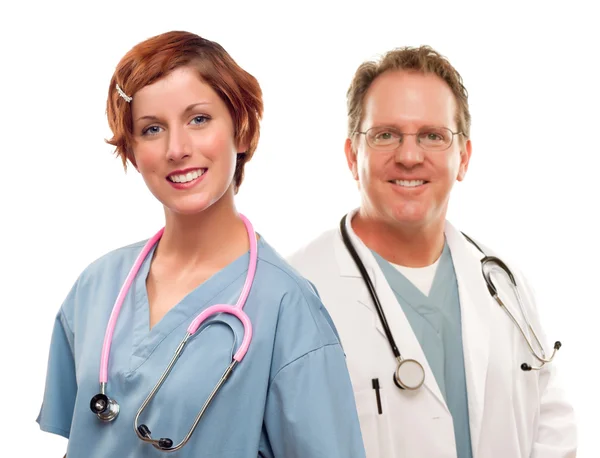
[445,221,492,456]
[335,211,449,412]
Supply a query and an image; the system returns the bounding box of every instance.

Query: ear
[344,137,359,181]
[456,138,472,182]
[236,138,249,155]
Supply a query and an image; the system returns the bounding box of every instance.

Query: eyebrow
[369,123,450,131]
[134,102,211,123]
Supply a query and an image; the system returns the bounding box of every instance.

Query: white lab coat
[287,211,577,457]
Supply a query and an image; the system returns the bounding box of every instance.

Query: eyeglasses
[354,126,464,152]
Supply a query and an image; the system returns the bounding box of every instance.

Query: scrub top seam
[58,308,76,356]
[59,307,74,334]
[269,342,341,384]
[258,257,324,336]
[59,274,82,338]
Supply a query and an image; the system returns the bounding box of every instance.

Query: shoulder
[287,228,338,261]
[58,239,149,321]
[255,236,342,350]
[77,239,148,285]
[446,220,515,262]
[286,228,339,272]
[447,222,525,274]
[446,221,537,299]
[255,236,322,302]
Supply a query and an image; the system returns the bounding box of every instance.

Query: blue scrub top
[37,236,366,457]
[372,243,473,458]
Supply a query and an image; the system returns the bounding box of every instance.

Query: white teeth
[394,180,425,187]
[168,169,205,183]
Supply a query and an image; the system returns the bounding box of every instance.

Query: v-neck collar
[127,239,258,373]
[371,241,452,306]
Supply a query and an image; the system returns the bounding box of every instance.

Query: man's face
[346,70,472,230]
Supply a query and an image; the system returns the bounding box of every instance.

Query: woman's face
[130,66,245,216]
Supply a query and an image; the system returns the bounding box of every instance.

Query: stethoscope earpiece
[90,393,120,422]
[137,424,151,438]
[521,341,563,372]
[137,425,174,450]
[158,438,174,450]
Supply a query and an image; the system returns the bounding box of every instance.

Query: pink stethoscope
[89,214,258,452]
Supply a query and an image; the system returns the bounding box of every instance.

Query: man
[287,46,577,457]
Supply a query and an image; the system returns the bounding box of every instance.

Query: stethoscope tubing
[339,213,561,383]
[91,215,259,451]
[99,228,164,384]
[339,214,402,360]
[99,215,257,386]
[339,215,426,390]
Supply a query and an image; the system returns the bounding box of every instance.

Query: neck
[352,209,445,268]
[155,194,250,270]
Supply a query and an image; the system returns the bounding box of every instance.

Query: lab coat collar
[333,210,492,453]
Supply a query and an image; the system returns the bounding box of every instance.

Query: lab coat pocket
[354,388,394,458]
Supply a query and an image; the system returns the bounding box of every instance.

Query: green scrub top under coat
[371,242,473,458]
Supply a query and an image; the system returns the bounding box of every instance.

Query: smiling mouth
[167,169,207,183]
[389,179,427,187]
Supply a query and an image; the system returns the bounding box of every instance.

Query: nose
[394,134,424,168]
[166,126,191,162]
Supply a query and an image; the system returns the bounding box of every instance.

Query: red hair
[106,31,263,190]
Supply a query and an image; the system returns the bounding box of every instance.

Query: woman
[36,31,365,457]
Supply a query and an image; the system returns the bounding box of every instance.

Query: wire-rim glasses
[355,126,464,152]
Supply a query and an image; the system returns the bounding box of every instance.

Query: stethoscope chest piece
[340,214,428,393]
[393,358,426,390]
[90,393,120,422]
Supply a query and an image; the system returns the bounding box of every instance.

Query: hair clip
[116,84,132,103]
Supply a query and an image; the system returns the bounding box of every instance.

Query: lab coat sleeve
[36,308,77,439]
[263,344,367,458]
[521,276,578,457]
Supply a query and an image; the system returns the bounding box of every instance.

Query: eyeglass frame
[353,125,465,152]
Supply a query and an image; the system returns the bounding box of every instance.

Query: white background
[1,0,598,456]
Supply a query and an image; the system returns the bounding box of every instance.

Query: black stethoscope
[339,215,562,392]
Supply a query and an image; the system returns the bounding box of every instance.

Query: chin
[387,204,431,227]
[163,195,217,216]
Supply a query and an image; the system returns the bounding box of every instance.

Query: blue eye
[190,115,210,125]
[142,125,162,136]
